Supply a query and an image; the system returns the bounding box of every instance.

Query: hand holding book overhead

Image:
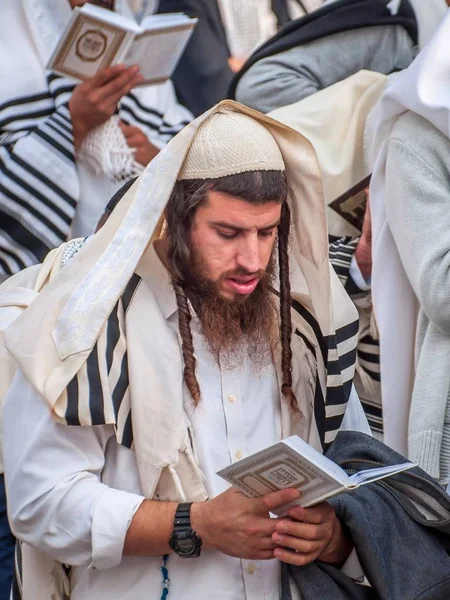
[218,435,414,516]
[46,4,197,85]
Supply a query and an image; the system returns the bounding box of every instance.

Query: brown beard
[180,248,278,370]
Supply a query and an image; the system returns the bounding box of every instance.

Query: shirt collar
[135,242,178,321]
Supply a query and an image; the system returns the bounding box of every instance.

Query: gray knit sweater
[235,25,415,114]
[385,111,450,485]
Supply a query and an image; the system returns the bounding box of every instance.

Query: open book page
[285,436,350,485]
[123,21,196,84]
[78,3,139,31]
[140,13,192,29]
[348,462,414,487]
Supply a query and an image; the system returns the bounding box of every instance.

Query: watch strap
[173,502,193,531]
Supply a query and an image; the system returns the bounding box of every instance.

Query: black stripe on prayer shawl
[327,347,357,376]
[291,299,358,448]
[124,91,166,119]
[120,105,162,133]
[0,212,49,263]
[122,410,134,449]
[122,273,142,311]
[295,330,327,449]
[0,257,10,273]
[0,106,55,130]
[10,150,77,208]
[87,346,105,425]
[0,95,77,275]
[0,91,52,112]
[291,298,327,364]
[63,274,142,450]
[106,304,121,372]
[0,180,68,240]
[361,404,383,435]
[0,153,73,228]
[33,128,74,163]
[112,354,129,419]
[66,373,81,426]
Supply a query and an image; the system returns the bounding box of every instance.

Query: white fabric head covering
[178,111,285,180]
[369,11,450,456]
[4,100,356,411]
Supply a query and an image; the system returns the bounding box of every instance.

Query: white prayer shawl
[268,70,387,239]
[0,0,191,276]
[0,242,82,473]
[4,100,359,598]
[369,12,450,458]
[5,98,359,488]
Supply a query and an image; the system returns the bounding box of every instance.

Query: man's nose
[236,236,260,273]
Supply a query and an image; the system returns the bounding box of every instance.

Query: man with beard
[2,102,369,599]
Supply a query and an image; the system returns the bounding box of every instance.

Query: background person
[233,0,420,114]
[156,0,326,116]
[369,12,450,478]
[0,0,191,281]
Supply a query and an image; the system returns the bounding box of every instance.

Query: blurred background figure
[369,11,450,476]
[233,0,428,114]
[0,0,192,283]
[157,0,327,116]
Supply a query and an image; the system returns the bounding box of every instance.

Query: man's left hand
[272,503,353,566]
[119,122,159,166]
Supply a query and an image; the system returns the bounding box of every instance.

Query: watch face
[176,537,197,556]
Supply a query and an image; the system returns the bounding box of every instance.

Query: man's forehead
[200,190,282,228]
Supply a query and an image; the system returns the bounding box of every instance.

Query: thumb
[255,488,301,514]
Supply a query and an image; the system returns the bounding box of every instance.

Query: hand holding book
[69,63,143,148]
[218,435,414,515]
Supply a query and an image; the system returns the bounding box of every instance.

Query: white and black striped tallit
[329,235,382,436]
[0,74,78,277]
[57,273,358,453]
[0,73,190,279]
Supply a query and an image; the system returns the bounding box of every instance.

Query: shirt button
[235,450,242,460]
[247,564,256,575]
[228,394,236,403]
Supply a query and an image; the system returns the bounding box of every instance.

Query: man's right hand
[69,64,143,149]
[190,487,300,560]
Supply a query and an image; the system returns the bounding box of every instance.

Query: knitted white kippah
[178,110,285,180]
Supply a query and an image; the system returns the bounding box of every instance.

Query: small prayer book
[218,435,414,515]
[46,4,197,86]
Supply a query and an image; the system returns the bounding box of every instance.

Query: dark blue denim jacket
[282,431,450,600]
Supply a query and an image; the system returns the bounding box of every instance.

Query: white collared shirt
[3,249,370,599]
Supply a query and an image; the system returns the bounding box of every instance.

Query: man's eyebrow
[209,220,280,232]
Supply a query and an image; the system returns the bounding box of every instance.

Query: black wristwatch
[169,502,202,558]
